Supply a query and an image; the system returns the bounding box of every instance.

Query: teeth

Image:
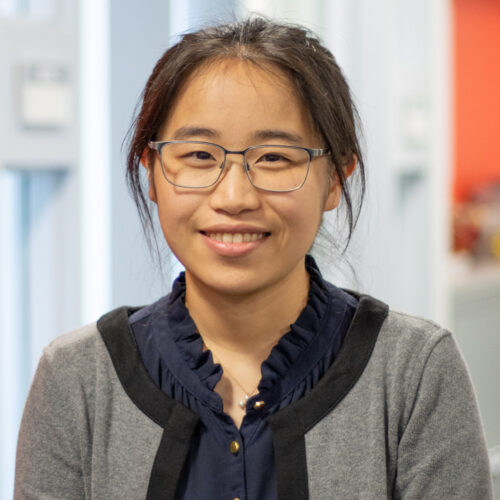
[207,232,265,243]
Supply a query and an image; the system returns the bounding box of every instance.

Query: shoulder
[341,291,453,367]
[377,307,468,386]
[38,309,135,394]
[360,303,478,430]
[27,323,110,412]
[45,321,102,354]
[19,323,110,449]
[27,308,141,427]
[42,321,107,373]
[365,303,459,387]
[382,308,446,340]
[376,308,451,362]
[304,299,492,498]
[307,294,478,432]
[340,295,467,412]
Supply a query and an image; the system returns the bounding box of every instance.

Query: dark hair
[126,17,365,254]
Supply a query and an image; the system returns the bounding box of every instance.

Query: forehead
[185,58,294,94]
[160,58,317,143]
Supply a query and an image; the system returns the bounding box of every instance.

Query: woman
[15,18,492,499]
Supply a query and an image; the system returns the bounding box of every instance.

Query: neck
[184,260,310,357]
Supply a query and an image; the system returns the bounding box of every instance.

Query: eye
[180,149,219,167]
[258,153,287,163]
[255,153,290,166]
[189,150,216,161]
[166,143,221,169]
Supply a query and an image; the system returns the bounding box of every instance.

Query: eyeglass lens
[159,142,310,191]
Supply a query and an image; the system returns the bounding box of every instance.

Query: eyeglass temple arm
[148,141,162,151]
[309,148,330,158]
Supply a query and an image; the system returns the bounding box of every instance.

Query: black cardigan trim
[268,293,388,500]
[97,307,200,500]
[146,404,199,500]
[96,293,388,500]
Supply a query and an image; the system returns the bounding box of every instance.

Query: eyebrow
[251,129,304,144]
[172,126,219,140]
[170,125,304,144]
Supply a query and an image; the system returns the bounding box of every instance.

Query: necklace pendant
[238,394,250,410]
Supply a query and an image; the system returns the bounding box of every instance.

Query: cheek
[154,189,184,241]
[155,189,203,242]
[155,201,193,266]
[276,192,325,238]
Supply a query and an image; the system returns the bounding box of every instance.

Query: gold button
[230,440,240,454]
[253,400,265,410]
[233,498,241,500]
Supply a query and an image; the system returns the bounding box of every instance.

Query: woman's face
[147,59,342,298]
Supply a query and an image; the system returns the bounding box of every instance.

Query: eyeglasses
[148,140,330,192]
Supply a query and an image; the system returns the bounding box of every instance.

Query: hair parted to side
[126,16,365,254]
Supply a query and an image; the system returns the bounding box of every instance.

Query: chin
[208,272,264,296]
[186,265,274,298]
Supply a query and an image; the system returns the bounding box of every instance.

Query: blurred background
[1,0,499,496]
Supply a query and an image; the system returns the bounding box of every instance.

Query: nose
[209,154,260,214]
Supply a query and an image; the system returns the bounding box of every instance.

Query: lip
[199,225,271,257]
[200,224,270,234]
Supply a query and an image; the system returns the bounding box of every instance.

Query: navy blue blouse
[130,257,357,500]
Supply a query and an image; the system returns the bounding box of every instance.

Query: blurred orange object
[453,0,500,203]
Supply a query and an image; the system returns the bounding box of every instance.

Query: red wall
[454,0,500,203]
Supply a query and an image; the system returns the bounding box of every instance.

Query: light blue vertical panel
[397,170,430,317]
[26,170,67,369]
[0,168,69,498]
[79,0,112,324]
[0,171,29,500]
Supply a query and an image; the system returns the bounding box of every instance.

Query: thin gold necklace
[221,364,260,410]
[203,341,260,410]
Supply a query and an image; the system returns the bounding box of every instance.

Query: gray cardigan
[15,295,493,499]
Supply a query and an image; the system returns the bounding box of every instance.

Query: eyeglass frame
[148,140,331,192]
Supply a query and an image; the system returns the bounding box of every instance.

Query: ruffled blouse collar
[131,255,356,413]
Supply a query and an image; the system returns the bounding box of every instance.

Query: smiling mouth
[200,231,271,243]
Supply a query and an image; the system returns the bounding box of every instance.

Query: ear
[323,156,357,212]
[141,149,158,204]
